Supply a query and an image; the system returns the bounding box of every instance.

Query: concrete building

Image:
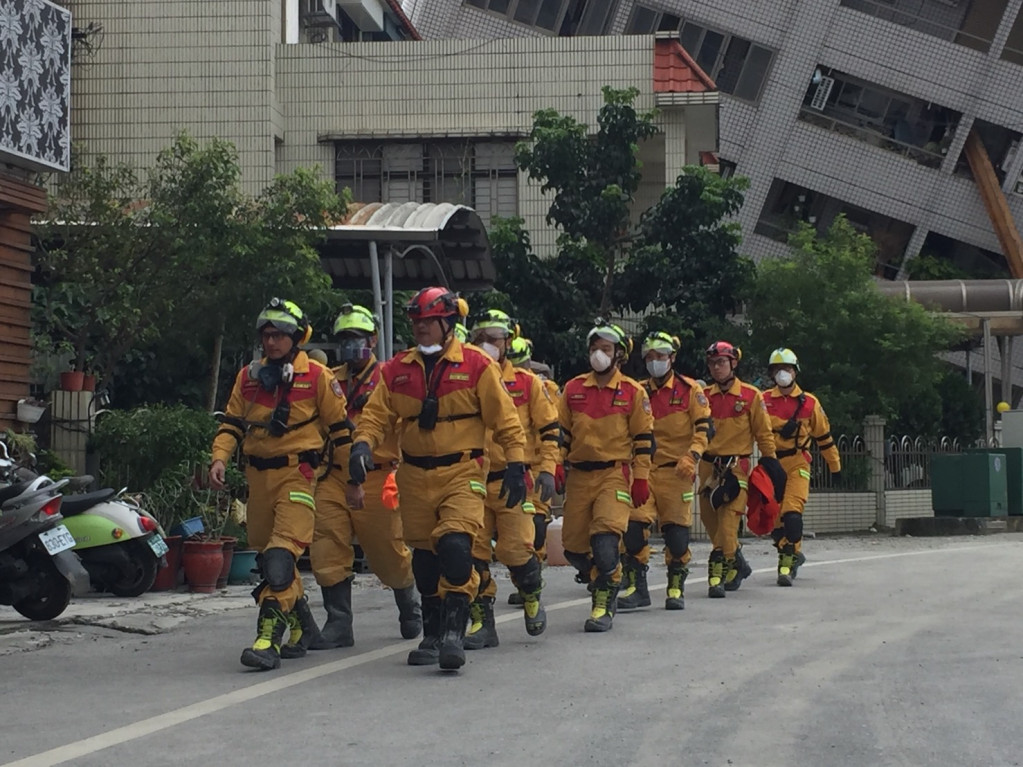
[402,0,1023,279]
[66,0,719,259]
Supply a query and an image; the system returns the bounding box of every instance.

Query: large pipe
[984,318,994,443]
[877,279,1023,313]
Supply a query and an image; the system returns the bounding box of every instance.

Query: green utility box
[968,447,1023,516]
[931,453,1008,517]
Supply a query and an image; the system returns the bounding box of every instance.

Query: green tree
[746,217,972,436]
[618,165,753,374]
[35,134,348,409]
[515,86,659,314]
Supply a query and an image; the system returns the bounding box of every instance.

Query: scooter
[0,472,90,621]
[57,488,168,596]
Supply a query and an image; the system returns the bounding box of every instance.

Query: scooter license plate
[147,536,169,557]
[39,525,77,555]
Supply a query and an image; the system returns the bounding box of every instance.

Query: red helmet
[705,340,741,362]
[406,287,459,319]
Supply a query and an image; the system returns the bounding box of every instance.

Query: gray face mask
[338,337,370,363]
[646,359,671,379]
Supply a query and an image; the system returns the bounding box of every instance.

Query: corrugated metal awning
[318,201,494,291]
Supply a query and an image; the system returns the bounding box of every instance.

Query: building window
[799,67,960,170]
[755,179,914,277]
[839,0,1008,55]
[334,140,518,227]
[626,8,773,103]
[1004,7,1023,66]
[464,0,575,33]
[558,0,618,36]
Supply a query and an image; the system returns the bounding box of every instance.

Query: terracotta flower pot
[216,536,237,589]
[82,374,96,391]
[59,371,84,391]
[150,535,183,592]
[182,540,224,593]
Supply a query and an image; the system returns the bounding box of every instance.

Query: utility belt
[401,449,484,471]
[247,450,321,471]
[702,453,750,464]
[777,442,811,459]
[486,464,532,484]
[657,461,677,469]
[566,460,620,472]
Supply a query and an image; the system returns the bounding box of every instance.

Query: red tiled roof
[384,0,422,40]
[653,38,716,93]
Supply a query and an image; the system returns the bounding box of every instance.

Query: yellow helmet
[641,331,680,357]
[332,304,378,337]
[257,298,311,345]
[507,336,533,365]
[588,320,632,356]
[453,322,469,343]
[768,347,799,371]
[471,308,519,339]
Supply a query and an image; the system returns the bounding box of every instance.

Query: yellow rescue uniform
[764,384,841,553]
[557,369,653,584]
[698,377,775,558]
[630,372,711,567]
[475,359,560,598]
[312,354,413,590]
[353,340,526,600]
[212,351,349,611]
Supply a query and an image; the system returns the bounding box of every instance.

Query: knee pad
[564,549,592,573]
[782,511,803,544]
[261,547,296,592]
[509,555,541,593]
[436,533,473,586]
[662,524,690,560]
[532,515,548,551]
[622,520,649,555]
[412,547,441,597]
[590,532,620,576]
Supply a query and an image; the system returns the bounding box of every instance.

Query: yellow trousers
[562,465,631,584]
[773,454,812,554]
[311,467,414,589]
[629,464,695,566]
[472,477,537,599]
[697,459,749,559]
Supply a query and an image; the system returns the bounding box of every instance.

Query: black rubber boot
[777,544,796,587]
[708,550,726,599]
[310,577,354,650]
[617,556,650,610]
[240,598,288,671]
[408,596,442,665]
[724,544,753,592]
[463,596,499,650]
[791,550,807,579]
[583,580,619,633]
[393,585,423,640]
[520,586,547,636]
[439,593,471,670]
[665,564,688,610]
[280,595,321,659]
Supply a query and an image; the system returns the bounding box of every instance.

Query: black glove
[499,461,528,509]
[536,471,556,504]
[758,456,787,502]
[348,442,373,485]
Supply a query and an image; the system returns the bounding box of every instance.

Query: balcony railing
[798,108,948,170]
[839,0,997,53]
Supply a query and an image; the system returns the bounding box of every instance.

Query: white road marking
[3,540,1014,767]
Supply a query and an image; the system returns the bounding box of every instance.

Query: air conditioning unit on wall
[303,0,338,27]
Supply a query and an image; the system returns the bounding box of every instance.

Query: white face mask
[480,341,501,360]
[590,349,613,373]
[417,344,443,356]
[774,370,794,388]
[646,359,671,379]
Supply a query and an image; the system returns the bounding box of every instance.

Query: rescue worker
[763,347,841,586]
[506,334,562,606]
[618,332,711,611]
[309,304,421,649]
[463,311,559,649]
[558,321,654,632]
[210,298,350,671]
[698,341,783,598]
[347,287,528,672]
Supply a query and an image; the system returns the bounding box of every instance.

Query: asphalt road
[2,533,1022,767]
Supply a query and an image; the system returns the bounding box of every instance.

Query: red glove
[630,478,650,508]
[554,464,566,494]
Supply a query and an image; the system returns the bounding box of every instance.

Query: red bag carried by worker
[746,464,781,536]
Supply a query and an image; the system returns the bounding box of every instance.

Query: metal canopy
[317,202,494,358]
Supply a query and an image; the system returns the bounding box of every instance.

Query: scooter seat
[60,488,119,516]
[0,481,31,505]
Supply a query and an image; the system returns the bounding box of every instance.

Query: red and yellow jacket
[487,359,560,475]
[353,339,526,464]
[212,351,349,463]
[703,377,775,459]
[642,372,712,465]
[331,354,400,469]
[763,384,841,471]
[557,369,654,480]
